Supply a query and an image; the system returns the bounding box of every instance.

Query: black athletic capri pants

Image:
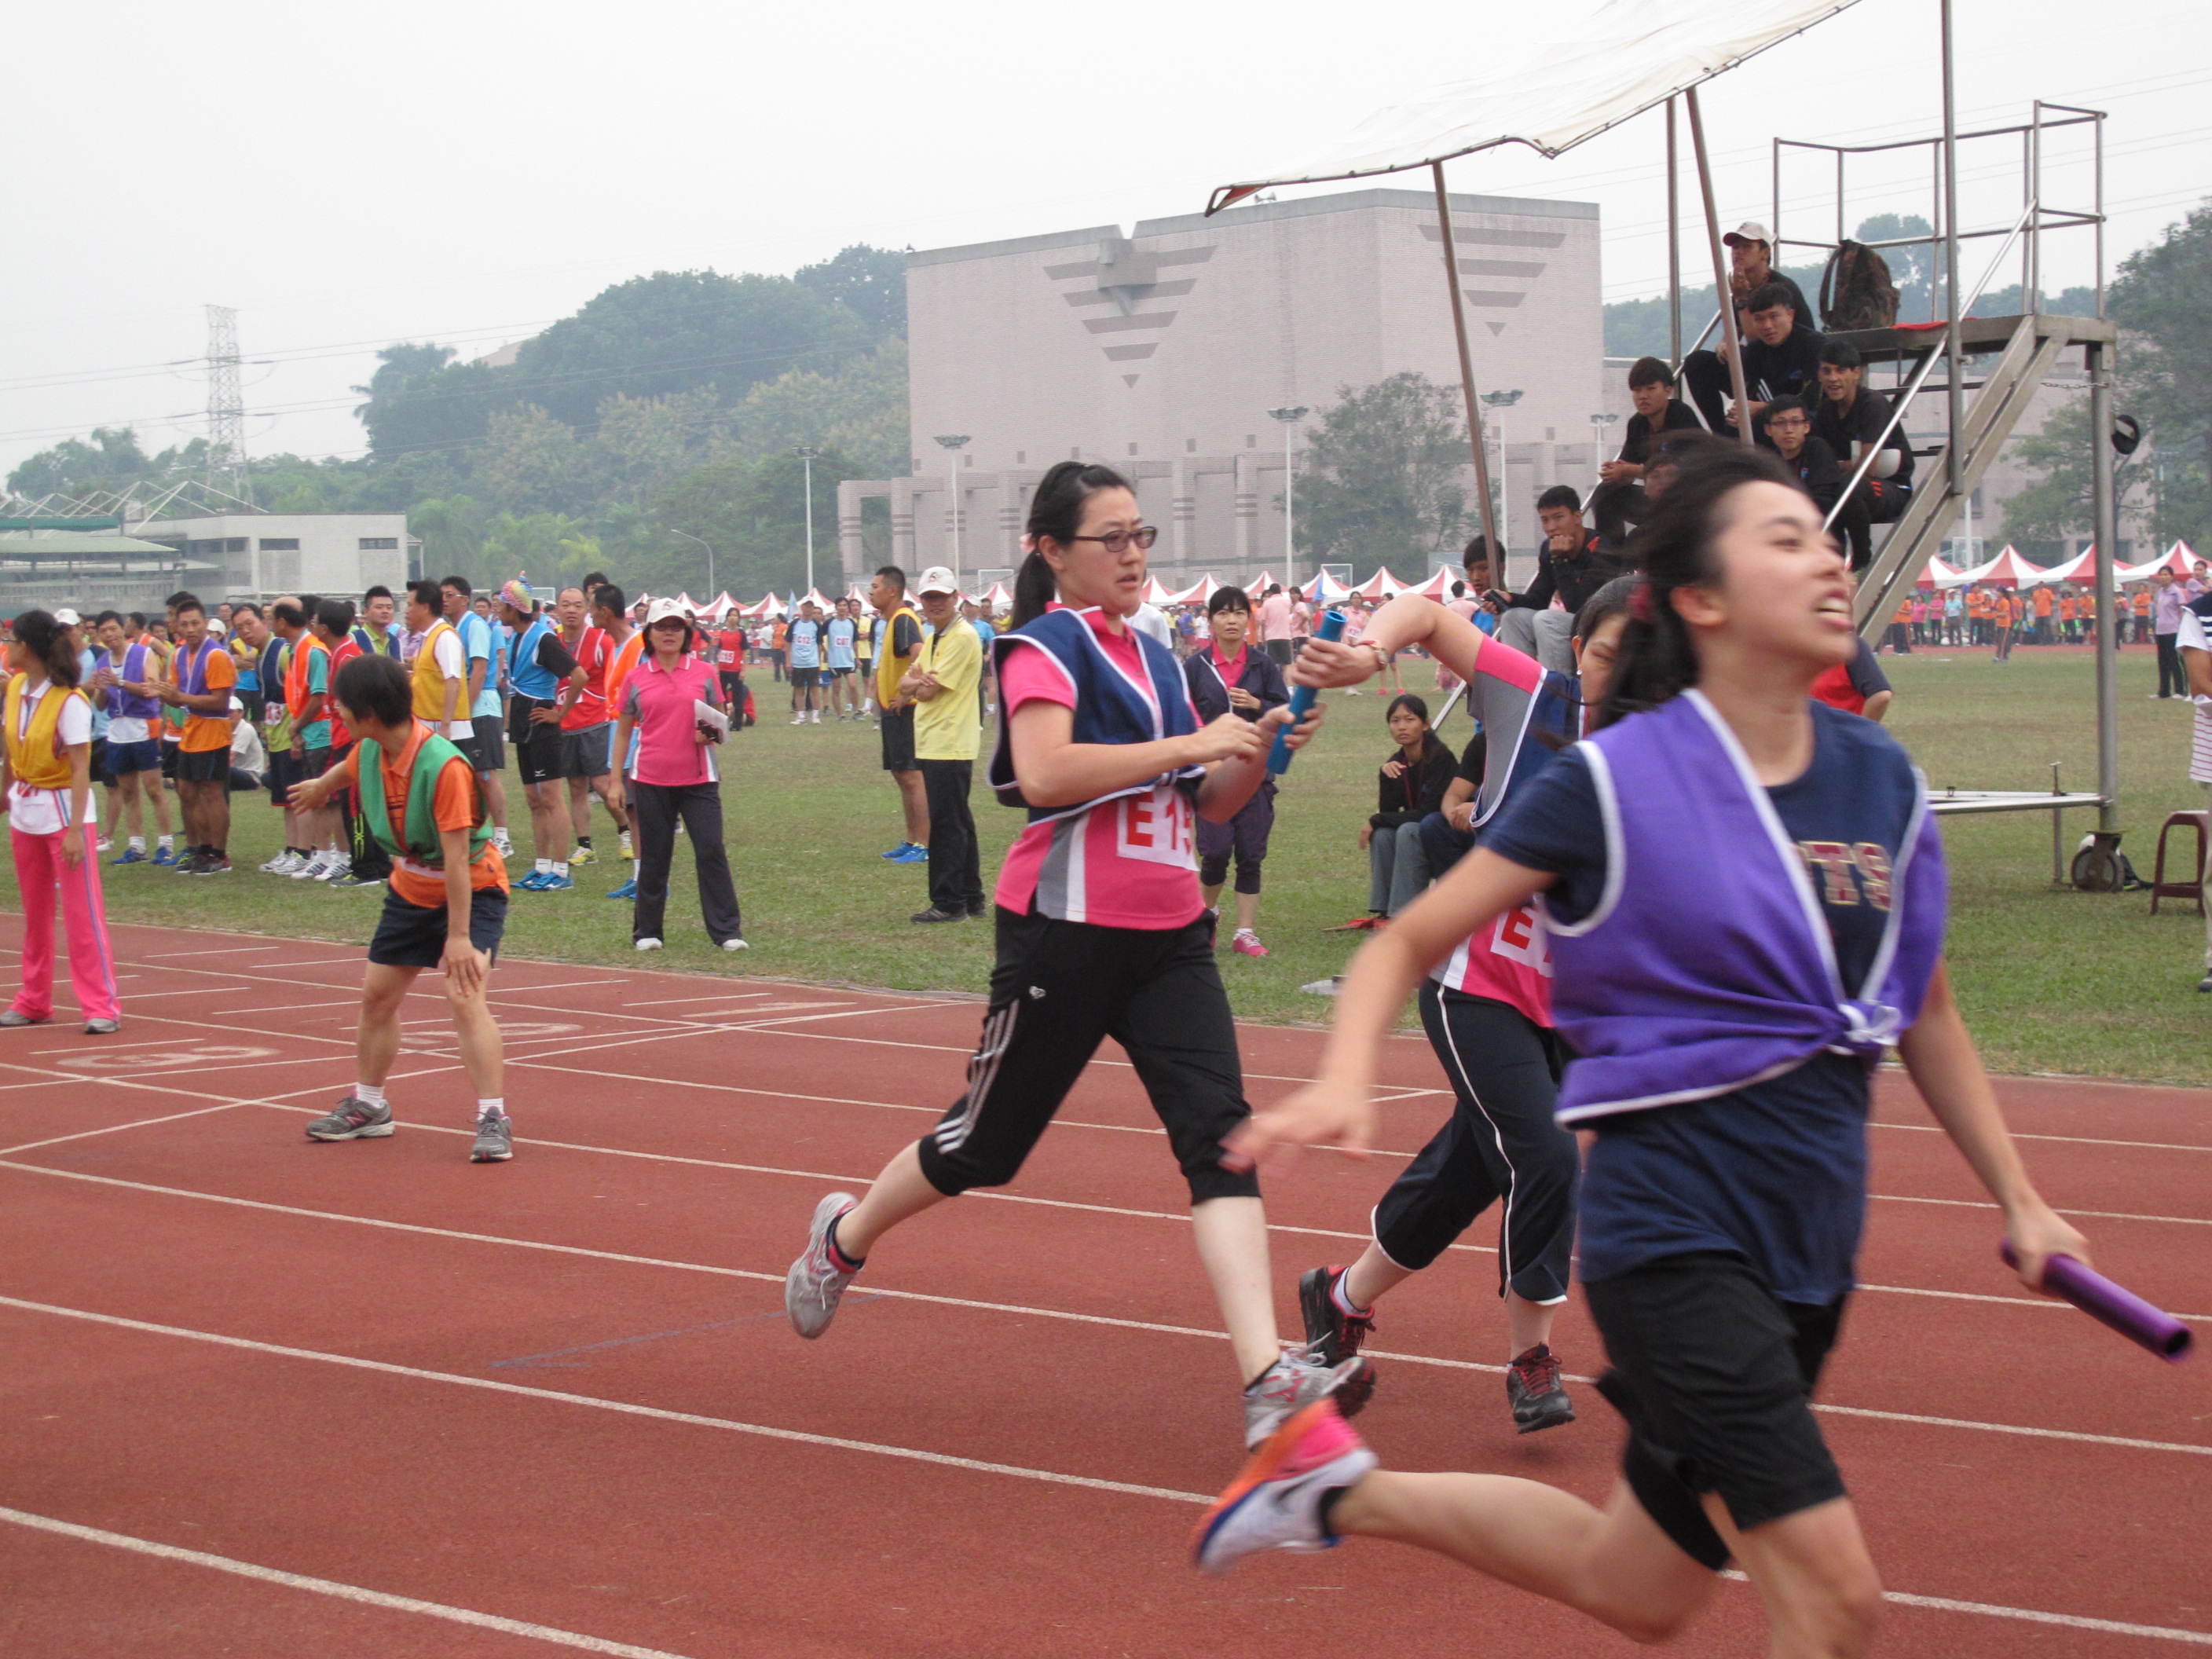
[1587,1251,1849,1570]
[1196,780,1275,896]
[916,906,1262,1204]
[1372,983,1577,1303]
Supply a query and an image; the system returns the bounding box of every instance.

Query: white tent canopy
[1208,0,1859,209]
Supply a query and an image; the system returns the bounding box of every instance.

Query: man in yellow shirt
[902,566,985,923]
[870,565,929,863]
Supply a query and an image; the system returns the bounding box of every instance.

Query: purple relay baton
[2002,1244,2193,1363]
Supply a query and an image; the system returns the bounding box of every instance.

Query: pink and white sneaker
[1230,930,1269,958]
[1194,1400,1379,1574]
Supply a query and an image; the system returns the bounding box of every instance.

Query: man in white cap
[900,567,987,923]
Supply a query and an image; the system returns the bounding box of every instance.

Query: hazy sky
[5,0,2205,479]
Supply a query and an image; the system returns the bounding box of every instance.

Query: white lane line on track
[0,1104,248,1156]
[0,1503,701,1659]
[1875,1119,2212,1155]
[1875,1192,2212,1227]
[5,1302,2207,1647]
[5,1161,2207,1459]
[0,1295,1210,1505]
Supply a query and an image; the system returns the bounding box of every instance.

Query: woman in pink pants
[2,610,120,1034]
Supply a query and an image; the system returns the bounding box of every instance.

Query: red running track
[1,918,2208,1657]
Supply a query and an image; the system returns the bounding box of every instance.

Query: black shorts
[827,664,853,679]
[266,749,297,805]
[469,714,506,773]
[561,723,612,778]
[915,906,1260,1205]
[789,665,820,690]
[159,739,180,778]
[107,738,161,780]
[879,706,917,772]
[296,745,335,781]
[89,738,108,785]
[511,700,564,786]
[367,885,507,969]
[1586,1251,1848,1570]
[177,746,231,785]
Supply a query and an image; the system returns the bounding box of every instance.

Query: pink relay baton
[2002,1244,2193,1363]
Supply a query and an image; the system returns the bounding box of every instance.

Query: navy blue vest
[987,607,1203,822]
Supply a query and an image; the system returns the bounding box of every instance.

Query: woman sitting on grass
[1352,694,1456,928]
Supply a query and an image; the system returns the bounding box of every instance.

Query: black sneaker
[1297,1265,1377,1418]
[174,851,209,875]
[1505,1343,1575,1434]
[909,906,967,924]
[192,853,233,875]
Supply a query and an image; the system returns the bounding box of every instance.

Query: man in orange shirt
[292,654,513,1162]
[125,592,235,874]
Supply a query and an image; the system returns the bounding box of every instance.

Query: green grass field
[11,643,2206,1085]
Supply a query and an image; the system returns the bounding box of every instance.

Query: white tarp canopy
[1208,0,1859,211]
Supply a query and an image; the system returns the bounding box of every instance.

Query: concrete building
[130,511,415,601]
[841,186,1606,591]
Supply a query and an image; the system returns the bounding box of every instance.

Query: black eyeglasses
[1069,526,1159,554]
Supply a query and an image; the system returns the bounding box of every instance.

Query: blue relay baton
[1266,608,1346,773]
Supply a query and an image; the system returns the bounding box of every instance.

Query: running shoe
[492,830,515,859]
[1504,1343,1574,1434]
[83,1018,119,1035]
[328,870,383,889]
[304,1094,394,1141]
[910,906,965,924]
[112,846,147,865]
[314,857,350,883]
[1194,1400,1379,1576]
[192,854,233,876]
[515,869,549,891]
[620,833,634,861]
[635,936,664,951]
[470,1113,514,1163]
[152,846,179,867]
[890,844,928,864]
[965,903,989,920]
[879,841,916,859]
[289,852,328,879]
[175,852,211,875]
[786,1192,860,1338]
[1298,1266,1376,1386]
[570,844,598,866]
[259,849,295,873]
[0,1010,49,1027]
[95,836,114,853]
[537,872,575,891]
[606,877,637,900]
[1243,1350,1372,1448]
[720,938,748,951]
[1231,930,1269,958]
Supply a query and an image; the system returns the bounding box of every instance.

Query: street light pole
[1268,406,1308,591]
[933,434,971,586]
[1481,389,1523,578]
[670,528,712,599]
[795,446,822,599]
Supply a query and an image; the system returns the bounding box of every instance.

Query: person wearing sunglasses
[785,461,1350,1452]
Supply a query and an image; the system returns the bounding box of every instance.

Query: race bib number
[1116,786,1195,870]
[1489,902,1553,977]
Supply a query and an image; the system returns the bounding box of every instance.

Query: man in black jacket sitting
[1497,485,1621,672]
[1682,281,1826,441]
[1183,585,1289,958]
[1590,357,1705,544]
[1814,339,1914,570]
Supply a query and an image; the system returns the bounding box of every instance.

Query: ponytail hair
[1597,443,1796,730]
[11,610,81,688]
[1011,460,1135,630]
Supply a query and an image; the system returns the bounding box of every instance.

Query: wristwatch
[1362,639,1392,676]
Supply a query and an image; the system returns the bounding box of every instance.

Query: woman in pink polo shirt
[785,462,1349,1450]
[608,599,742,954]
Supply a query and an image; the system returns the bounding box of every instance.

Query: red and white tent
[1243,570,1277,596]
[973,580,1013,610]
[2120,540,2199,581]
[1915,555,1960,590]
[2022,548,2116,588]
[1357,566,1406,599]
[1404,568,1457,599]
[1166,572,1222,605]
[738,593,785,619]
[1302,568,1352,603]
[1141,575,1177,606]
[1949,545,2047,587]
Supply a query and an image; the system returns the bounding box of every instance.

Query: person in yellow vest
[1,610,121,1033]
[291,654,513,1161]
[405,579,471,742]
[869,564,929,862]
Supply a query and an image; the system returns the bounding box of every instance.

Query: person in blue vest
[494,580,581,890]
[785,461,1346,1452]
[1194,443,2090,1657]
[92,612,177,864]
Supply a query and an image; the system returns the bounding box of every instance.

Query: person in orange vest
[1,610,121,1033]
[2031,582,2053,643]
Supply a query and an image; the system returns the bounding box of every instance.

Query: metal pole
[2089,341,2119,833]
[1684,90,1754,447]
[1432,161,1503,563]
[1940,0,1964,498]
[802,452,816,598]
[1666,99,1682,368]
[948,454,961,584]
[1284,419,1296,588]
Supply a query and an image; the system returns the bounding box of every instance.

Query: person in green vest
[287,654,515,1163]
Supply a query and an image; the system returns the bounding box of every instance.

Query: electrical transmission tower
[203,304,254,505]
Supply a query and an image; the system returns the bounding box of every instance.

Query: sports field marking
[1873,1120,2212,1155]
[6,1302,2208,1646]
[0,1504,702,1659]
[1876,1191,2212,1227]
[141,945,289,958]
[5,1163,2203,1459]
[0,1104,251,1158]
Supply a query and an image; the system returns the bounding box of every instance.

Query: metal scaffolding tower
[203,304,254,507]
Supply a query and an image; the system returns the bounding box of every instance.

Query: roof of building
[0,531,184,558]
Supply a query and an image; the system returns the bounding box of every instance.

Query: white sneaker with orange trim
[1193,1400,1378,1575]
